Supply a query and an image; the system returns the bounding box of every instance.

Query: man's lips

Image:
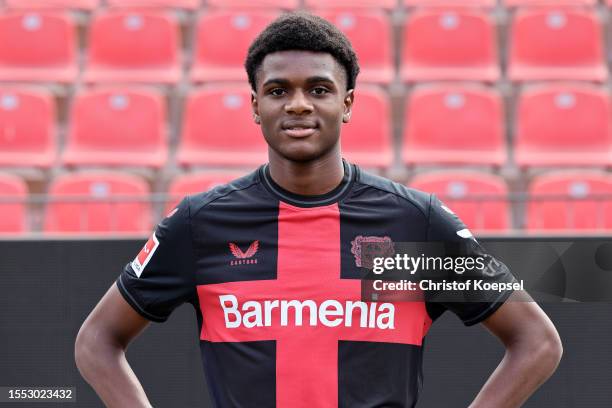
[282,128,318,138]
[281,120,318,138]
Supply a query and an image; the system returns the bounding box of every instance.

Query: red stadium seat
[0,12,77,83]
[508,8,606,82]
[0,173,27,234]
[207,0,298,8]
[44,172,152,235]
[402,85,506,166]
[166,171,246,212]
[84,11,181,84]
[316,10,393,84]
[401,9,499,82]
[504,0,595,6]
[342,86,392,168]
[306,0,397,9]
[4,0,99,10]
[177,85,267,167]
[514,83,611,167]
[410,171,510,232]
[0,88,56,168]
[527,171,612,232]
[191,11,278,83]
[403,0,495,7]
[62,88,167,168]
[107,0,200,9]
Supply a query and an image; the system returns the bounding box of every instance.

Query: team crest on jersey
[229,241,259,266]
[351,235,395,269]
[131,233,159,277]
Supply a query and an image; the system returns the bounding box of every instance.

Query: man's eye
[312,87,329,95]
[270,88,286,96]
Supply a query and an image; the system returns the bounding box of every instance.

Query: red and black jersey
[117,160,516,408]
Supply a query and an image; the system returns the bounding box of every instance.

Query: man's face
[251,50,354,163]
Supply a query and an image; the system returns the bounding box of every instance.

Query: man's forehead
[257,50,346,86]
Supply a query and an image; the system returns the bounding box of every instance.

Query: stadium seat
[191,11,278,83]
[62,88,167,168]
[4,0,99,10]
[0,12,77,83]
[306,0,397,9]
[177,85,268,167]
[514,83,611,167]
[402,85,506,166]
[84,11,181,84]
[206,0,298,8]
[410,171,510,232]
[0,88,56,168]
[166,171,246,212]
[527,171,612,232]
[341,86,392,168]
[107,0,200,9]
[401,9,499,82]
[0,173,27,234]
[504,0,595,6]
[508,8,606,82]
[403,0,495,7]
[316,10,393,84]
[44,172,152,235]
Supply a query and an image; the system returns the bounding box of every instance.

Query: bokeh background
[0,0,611,234]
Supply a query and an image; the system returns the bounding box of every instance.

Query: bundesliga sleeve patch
[131,233,159,277]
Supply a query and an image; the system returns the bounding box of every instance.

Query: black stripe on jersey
[339,168,431,279]
[338,341,423,408]
[200,341,276,408]
[190,172,279,285]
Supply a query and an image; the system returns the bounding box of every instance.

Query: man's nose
[285,89,313,115]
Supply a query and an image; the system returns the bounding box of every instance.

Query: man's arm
[75,283,153,408]
[469,291,563,408]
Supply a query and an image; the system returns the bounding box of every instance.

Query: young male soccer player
[75,12,562,408]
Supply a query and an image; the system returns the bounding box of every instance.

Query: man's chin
[265,133,340,163]
[271,144,330,163]
[277,149,322,163]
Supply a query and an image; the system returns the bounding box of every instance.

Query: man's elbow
[74,324,96,379]
[529,326,563,376]
[75,322,118,381]
[540,329,563,371]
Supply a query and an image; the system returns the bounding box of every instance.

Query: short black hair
[245,12,360,91]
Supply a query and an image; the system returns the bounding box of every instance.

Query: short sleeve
[425,194,517,326]
[116,197,195,322]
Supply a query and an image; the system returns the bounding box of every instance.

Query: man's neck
[267,150,345,196]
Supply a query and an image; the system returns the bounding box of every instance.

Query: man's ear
[343,89,355,123]
[251,90,260,124]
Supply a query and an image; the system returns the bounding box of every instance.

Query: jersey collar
[260,159,355,208]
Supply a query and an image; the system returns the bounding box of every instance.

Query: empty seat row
[411,170,612,232]
[2,83,610,169]
[0,8,608,85]
[404,83,612,167]
[3,1,612,11]
[2,170,611,234]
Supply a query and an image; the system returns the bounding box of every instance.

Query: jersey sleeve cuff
[116,275,168,323]
[461,288,515,326]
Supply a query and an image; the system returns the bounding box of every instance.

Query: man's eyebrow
[262,78,289,87]
[305,76,335,84]
[262,76,336,87]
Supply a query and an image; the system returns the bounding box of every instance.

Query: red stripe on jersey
[196,202,432,408]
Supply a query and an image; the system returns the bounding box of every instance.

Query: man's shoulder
[183,168,263,216]
[353,165,432,218]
